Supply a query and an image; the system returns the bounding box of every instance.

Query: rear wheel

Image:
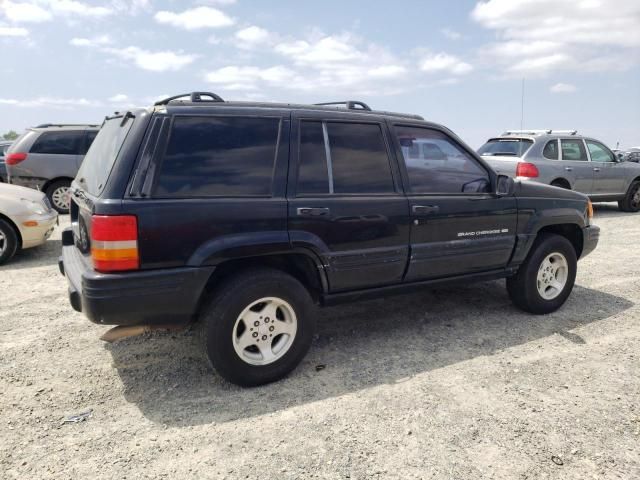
[0,219,19,265]
[551,179,570,189]
[618,181,640,212]
[199,268,316,386]
[507,233,577,314]
[46,179,71,214]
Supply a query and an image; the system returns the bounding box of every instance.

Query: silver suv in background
[6,124,99,213]
[0,141,13,182]
[478,130,640,212]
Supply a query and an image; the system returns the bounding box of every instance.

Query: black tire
[0,218,19,265]
[618,181,640,212]
[46,179,71,214]
[199,268,316,387]
[506,233,577,314]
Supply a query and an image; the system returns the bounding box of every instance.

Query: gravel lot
[1,205,639,479]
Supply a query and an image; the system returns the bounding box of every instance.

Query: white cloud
[46,0,112,17]
[70,35,111,47]
[154,6,234,30]
[205,65,296,90]
[108,93,129,102]
[275,35,361,65]
[1,1,52,23]
[0,25,29,36]
[472,0,640,75]
[235,26,272,48]
[0,96,102,108]
[441,28,462,40]
[420,53,473,75]
[550,82,577,93]
[107,46,198,72]
[368,65,407,78]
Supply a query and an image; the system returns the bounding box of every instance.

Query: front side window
[395,126,489,194]
[586,140,614,162]
[31,131,84,155]
[296,121,394,195]
[560,139,588,161]
[543,140,559,160]
[156,116,280,197]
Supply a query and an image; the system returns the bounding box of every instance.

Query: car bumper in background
[59,228,214,326]
[581,225,600,259]
[17,210,58,249]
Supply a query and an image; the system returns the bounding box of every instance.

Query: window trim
[151,113,284,199]
[294,118,400,198]
[391,123,492,197]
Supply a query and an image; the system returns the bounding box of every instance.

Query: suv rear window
[76,118,134,196]
[478,138,533,157]
[31,131,85,155]
[156,116,280,197]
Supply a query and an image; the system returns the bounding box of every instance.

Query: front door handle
[296,207,330,217]
[412,205,440,215]
[593,167,601,172]
[564,167,573,172]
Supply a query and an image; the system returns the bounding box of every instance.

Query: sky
[0,0,639,149]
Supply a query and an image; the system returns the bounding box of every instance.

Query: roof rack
[35,123,99,128]
[502,129,578,136]
[314,101,372,111]
[154,92,224,106]
[549,129,578,135]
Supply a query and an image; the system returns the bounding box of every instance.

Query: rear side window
[561,139,588,161]
[156,116,280,197]
[543,140,559,159]
[30,131,84,155]
[296,121,394,195]
[79,131,98,155]
[395,126,489,194]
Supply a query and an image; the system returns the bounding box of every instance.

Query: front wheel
[0,219,19,265]
[199,268,316,387]
[507,233,577,314]
[618,181,640,212]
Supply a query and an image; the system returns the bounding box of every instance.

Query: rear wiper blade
[490,152,518,156]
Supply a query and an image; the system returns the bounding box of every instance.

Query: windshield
[478,138,533,157]
[76,116,134,196]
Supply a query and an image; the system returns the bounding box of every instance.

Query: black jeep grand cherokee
[60,92,599,386]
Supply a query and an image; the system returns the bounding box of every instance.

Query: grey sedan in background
[479,130,640,212]
[0,141,12,182]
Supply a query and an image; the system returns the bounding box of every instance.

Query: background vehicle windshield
[75,117,133,196]
[478,138,533,157]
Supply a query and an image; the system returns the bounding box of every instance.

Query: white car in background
[0,183,58,265]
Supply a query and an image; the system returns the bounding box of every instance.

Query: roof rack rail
[549,129,578,135]
[314,101,372,111]
[154,92,224,106]
[503,129,552,136]
[35,123,99,128]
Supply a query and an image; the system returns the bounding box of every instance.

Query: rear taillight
[91,215,139,272]
[516,162,539,178]
[6,152,27,165]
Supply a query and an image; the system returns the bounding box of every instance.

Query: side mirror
[495,174,515,196]
[616,152,625,162]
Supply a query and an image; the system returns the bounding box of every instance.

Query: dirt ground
[1,204,639,479]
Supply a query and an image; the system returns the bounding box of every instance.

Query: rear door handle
[296,207,330,217]
[593,167,601,172]
[564,167,573,172]
[412,205,440,215]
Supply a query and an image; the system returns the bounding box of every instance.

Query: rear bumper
[60,229,215,326]
[9,176,47,191]
[581,225,600,259]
